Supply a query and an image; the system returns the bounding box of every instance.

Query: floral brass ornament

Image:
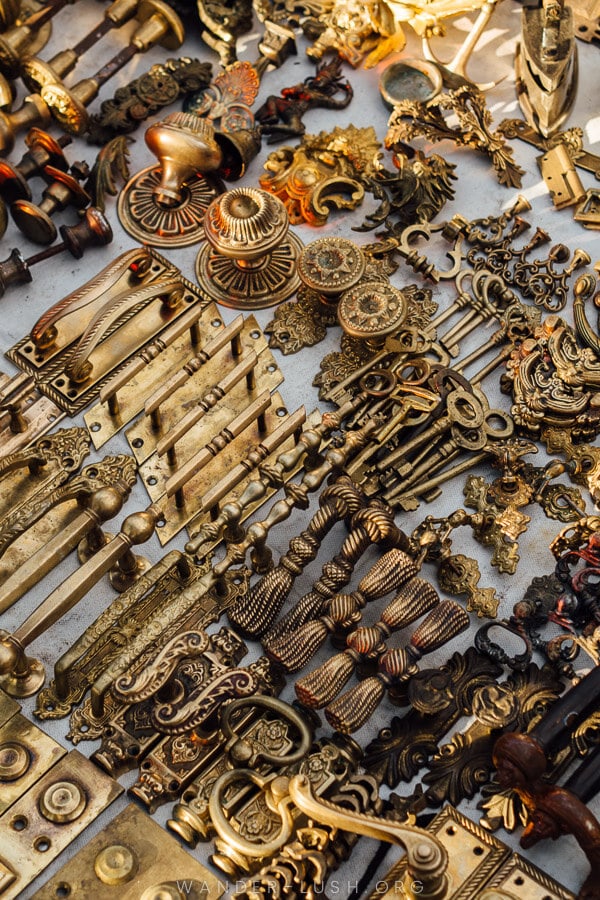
[385,83,525,188]
[184,60,259,132]
[259,124,382,226]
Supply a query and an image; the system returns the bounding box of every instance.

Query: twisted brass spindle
[266,548,420,672]
[226,475,368,638]
[324,600,470,733]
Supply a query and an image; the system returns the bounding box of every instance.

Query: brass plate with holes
[0,750,122,898]
[486,853,575,899]
[0,691,19,729]
[84,303,225,449]
[30,803,225,900]
[125,315,277,464]
[373,805,510,899]
[0,376,63,462]
[146,390,291,544]
[0,713,65,815]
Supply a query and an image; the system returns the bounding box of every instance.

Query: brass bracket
[538,144,586,209]
[31,803,224,900]
[0,750,122,898]
[7,247,211,414]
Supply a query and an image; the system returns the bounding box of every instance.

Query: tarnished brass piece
[125,314,274,463]
[184,60,259,132]
[0,502,158,696]
[31,803,224,900]
[195,187,303,310]
[84,303,226,448]
[538,143,586,208]
[0,456,135,615]
[11,164,91,246]
[338,280,408,349]
[20,0,141,94]
[0,0,60,78]
[0,690,19,729]
[515,0,577,138]
[0,750,122,899]
[0,426,89,523]
[8,247,210,415]
[65,570,248,745]
[386,84,524,189]
[570,0,600,41]
[574,188,600,228]
[118,112,227,247]
[40,0,185,136]
[34,552,217,722]
[0,712,64,814]
[371,805,572,899]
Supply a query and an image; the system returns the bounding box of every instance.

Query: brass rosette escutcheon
[195,187,303,310]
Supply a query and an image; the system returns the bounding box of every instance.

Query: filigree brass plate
[31,803,224,900]
[0,713,65,815]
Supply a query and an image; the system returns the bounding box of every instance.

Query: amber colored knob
[145,112,223,207]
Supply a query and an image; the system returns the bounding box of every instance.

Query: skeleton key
[377,387,485,474]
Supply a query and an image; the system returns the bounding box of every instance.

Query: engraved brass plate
[31,803,225,900]
[486,853,575,900]
[375,806,510,899]
[125,315,278,464]
[0,713,65,815]
[84,303,226,448]
[0,750,122,898]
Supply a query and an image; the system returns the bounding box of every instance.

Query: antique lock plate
[31,803,224,900]
[0,750,122,898]
[373,806,573,899]
[0,713,65,815]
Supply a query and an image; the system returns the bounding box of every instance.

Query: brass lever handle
[288,773,448,900]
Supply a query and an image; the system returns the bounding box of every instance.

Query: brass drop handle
[64,279,185,383]
[31,246,152,351]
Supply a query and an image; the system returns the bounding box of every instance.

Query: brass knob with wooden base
[196,187,302,310]
[41,0,184,136]
[21,0,140,93]
[11,163,90,244]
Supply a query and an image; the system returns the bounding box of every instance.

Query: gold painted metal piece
[85,303,227,448]
[0,456,135,615]
[338,281,408,348]
[538,143,586,208]
[515,0,577,138]
[118,112,228,247]
[31,803,224,900]
[196,187,302,310]
[371,805,573,899]
[40,0,185,136]
[0,749,122,899]
[183,59,259,132]
[8,246,210,415]
[0,0,59,78]
[0,712,64,815]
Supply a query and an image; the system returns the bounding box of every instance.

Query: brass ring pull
[209,768,295,858]
[221,694,313,766]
